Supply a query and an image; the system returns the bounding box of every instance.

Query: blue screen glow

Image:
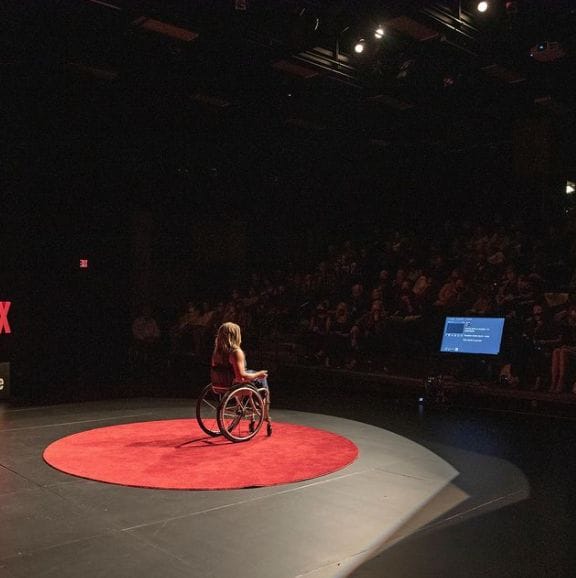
[440,317,505,355]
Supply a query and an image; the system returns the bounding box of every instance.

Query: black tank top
[210,349,239,387]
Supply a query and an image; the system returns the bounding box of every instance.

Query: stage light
[354,40,366,54]
[374,27,385,39]
[567,181,575,194]
[477,1,489,12]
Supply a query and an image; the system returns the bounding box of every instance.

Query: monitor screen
[440,317,505,355]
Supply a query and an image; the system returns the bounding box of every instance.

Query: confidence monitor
[440,317,505,356]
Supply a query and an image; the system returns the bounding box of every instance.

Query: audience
[145,217,576,395]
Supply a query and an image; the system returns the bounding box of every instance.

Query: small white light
[375,27,385,39]
[354,40,366,54]
[419,397,424,402]
[477,1,489,12]
[567,181,575,194]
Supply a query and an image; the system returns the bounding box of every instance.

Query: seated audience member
[370,287,383,305]
[315,261,336,296]
[427,251,449,280]
[170,302,199,357]
[496,267,520,309]
[348,283,368,320]
[520,303,561,389]
[130,304,162,376]
[222,300,239,324]
[412,274,432,307]
[233,300,251,332]
[132,304,161,346]
[192,302,215,357]
[516,274,537,312]
[392,280,422,318]
[392,268,407,291]
[471,251,493,285]
[242,287,260,310]
[550,303,576,393]
[351,300,388,365]
[435,274,471,313]
[210,302,225,333]
[467,293,495,316]
[434,270,461,309]
[306,302,330,363]
[487,248,506,269]
[375,269,393,308]
[326,302,355,368]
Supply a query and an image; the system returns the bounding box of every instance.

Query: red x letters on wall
[0,302,11,334]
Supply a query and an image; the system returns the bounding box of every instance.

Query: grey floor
[0,395,536,578]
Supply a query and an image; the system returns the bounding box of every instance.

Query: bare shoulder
[229,348,245,362]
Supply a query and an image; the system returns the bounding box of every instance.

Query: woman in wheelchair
[211,322,268,391]
[196,322,271,442]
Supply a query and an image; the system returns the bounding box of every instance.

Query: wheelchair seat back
[210,363,234,390]
[210,383,231,395]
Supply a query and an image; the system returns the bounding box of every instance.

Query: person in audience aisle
[550,303,576,393]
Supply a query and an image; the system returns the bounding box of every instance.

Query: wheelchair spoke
[195,384,222,437]
[217,385,265,442]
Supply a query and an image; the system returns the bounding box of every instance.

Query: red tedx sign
[0,302,11,334]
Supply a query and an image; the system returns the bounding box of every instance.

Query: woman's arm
[229,349,268,382]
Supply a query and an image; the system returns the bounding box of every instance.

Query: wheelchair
[196,382,272,442]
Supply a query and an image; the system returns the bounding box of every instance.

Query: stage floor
[0,388,574,577]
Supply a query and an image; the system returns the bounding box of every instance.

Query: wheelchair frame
[196,382,272,442]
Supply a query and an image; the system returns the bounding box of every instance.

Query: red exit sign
[0,301,11,334]
[80,259,89,269]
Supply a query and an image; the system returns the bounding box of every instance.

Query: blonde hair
[212,322,242,363]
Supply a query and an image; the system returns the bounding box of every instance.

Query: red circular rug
[43,419,358,490]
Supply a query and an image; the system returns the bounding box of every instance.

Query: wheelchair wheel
[217,385,264,442]
[196,384,223,437]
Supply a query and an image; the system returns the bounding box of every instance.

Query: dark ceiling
[3,1,575,132]
[2,0,575,212]
[2,0,576,302]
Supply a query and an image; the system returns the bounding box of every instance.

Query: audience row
[131,218,576,393]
